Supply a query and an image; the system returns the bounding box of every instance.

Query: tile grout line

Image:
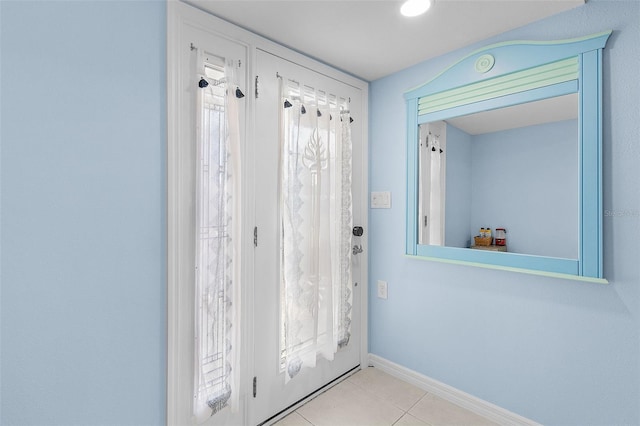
[347,373,406,425]
[295,409,315,426]
[297,378,394,426]
[349,368,431,425]
[288,368,445,426]
[406,389,430,413]
[289,368,363,426]
[347,371,408,414]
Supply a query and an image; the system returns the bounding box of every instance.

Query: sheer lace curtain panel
[279,79,354,383]
[419,121,446,246]
[193,59,242,422]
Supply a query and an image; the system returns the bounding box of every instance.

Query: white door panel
[252,49,364,425]
[172,24,248,426]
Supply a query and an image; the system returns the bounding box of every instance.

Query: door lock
[352,226,364,237]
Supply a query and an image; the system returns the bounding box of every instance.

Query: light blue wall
[444,124,472,248]
[1,1,166,425]
[470,120,578,258]
[369,1,639,424]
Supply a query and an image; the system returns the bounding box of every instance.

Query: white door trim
[167,2,369,424]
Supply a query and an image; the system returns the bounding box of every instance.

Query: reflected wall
[443,119,578,258]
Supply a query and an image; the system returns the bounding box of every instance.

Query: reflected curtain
[418,122,445,246]
[428,133,444,245]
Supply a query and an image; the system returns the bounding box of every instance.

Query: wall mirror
[405,32,611,281]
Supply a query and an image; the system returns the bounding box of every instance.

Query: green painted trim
[404,30,612,95]
[418,57,577,106]
[417,57,578,115]
[404,254,609,284]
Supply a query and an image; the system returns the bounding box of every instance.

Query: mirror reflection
[418,94,579,259]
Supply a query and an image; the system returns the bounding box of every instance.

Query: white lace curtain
[419,122,445,246]
[428,133,444,245]
[280,80,353,383]
[193,59,242,422]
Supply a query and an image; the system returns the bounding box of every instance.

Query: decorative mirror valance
[405,31,611,282]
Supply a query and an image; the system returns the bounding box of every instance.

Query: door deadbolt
[352,226,364,237]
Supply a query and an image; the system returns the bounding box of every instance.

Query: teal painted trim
[416,245,579,275]
[579,49,604,278]
[416,81,578,125]
[597,49,604,277]
[405,31,612,99]
[405,98,419,255]
[417,57,578,115]
[404,255,609,285]
[578,54,585,276]
[405,32,611,279]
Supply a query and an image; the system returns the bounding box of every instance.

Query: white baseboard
[368,354,540,426]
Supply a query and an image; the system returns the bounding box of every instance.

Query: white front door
[169,6,368,426]
[251,49,365,425]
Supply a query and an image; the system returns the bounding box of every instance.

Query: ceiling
[446,93,578,135]
[188,0,585,81]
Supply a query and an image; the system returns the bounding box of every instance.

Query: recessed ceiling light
[400,0,432,17]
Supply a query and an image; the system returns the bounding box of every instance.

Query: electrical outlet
[377,280,388,299]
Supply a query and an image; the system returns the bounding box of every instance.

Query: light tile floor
[274,367,498,426]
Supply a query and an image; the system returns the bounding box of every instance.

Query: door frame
[167,2,369,424]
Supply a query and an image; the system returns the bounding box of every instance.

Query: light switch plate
[371,191,391,209]
[377,280,388,299]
